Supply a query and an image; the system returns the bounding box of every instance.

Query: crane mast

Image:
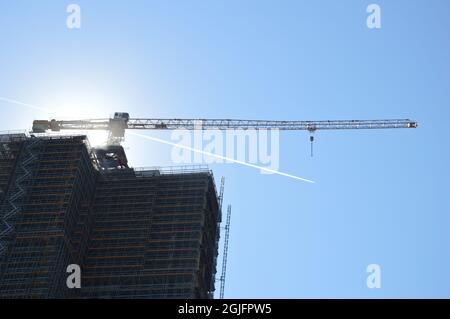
[220,205,232,299]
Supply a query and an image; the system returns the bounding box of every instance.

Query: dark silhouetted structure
[0,133,220,298]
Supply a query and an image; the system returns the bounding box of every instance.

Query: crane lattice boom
[31,112,417,151]
[33,117,417,133]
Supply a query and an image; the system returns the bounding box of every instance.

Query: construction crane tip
[408,122,418,128]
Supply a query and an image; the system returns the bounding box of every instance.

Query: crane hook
[308,129,315,157]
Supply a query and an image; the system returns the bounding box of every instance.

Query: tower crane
[32,112,417,148]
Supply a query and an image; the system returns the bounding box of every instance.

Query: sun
[36,89,118,146]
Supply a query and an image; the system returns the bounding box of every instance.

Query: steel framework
[219,205,232,299]
[0,134,221,298]
[34,118,418,132]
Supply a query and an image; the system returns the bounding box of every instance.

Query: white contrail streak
[129,131,316,183]
[0,97,51,113]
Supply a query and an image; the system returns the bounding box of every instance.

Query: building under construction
[0,113,416,298]
[0,133,220,298]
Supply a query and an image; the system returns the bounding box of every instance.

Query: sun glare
[37,89,118,146]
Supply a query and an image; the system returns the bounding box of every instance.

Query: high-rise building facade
[0,133,220,298]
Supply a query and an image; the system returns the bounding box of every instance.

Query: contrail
[0,97,51,113]
[129,131,316,183]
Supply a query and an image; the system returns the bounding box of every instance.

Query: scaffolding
[0,135,97,298]
[0,133,27,257]
[0,134,220,299]
[82,166,220,298]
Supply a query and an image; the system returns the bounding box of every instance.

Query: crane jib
[32,118,418,134]
[31,115,417,155]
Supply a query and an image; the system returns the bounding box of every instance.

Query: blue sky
[1,1,449,298]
